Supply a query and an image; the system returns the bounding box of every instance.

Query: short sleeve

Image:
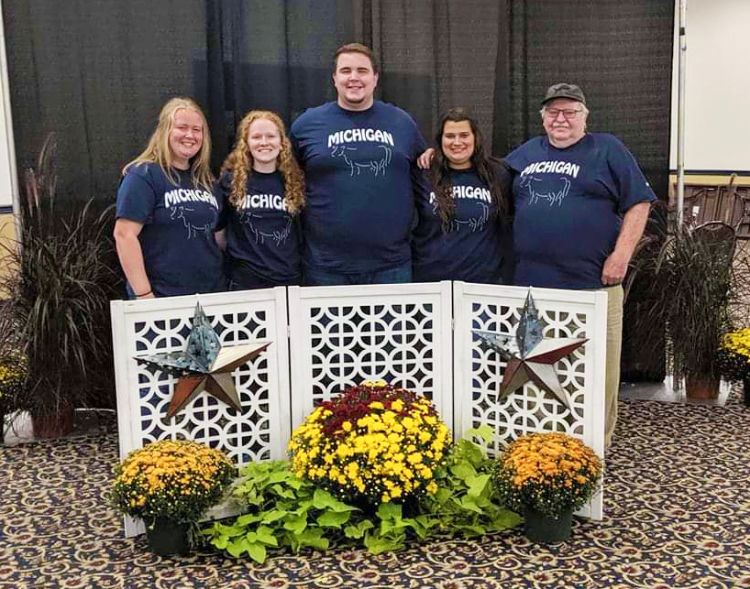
[116,167,156,224]
[605,136,657,213]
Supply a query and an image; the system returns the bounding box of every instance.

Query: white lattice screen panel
[111,289,291,468]
[452,282,607,519]
[287,282,453,430]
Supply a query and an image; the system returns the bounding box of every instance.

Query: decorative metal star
[136,303,270,418]
[474,291,587,411]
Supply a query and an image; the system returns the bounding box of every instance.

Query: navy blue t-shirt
[290,100,427,273]
[504,133,656,289]
[217,170,301,286]
[116,163,224,297]
[412,164,511,284]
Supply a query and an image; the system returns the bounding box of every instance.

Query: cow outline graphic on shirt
[331,144,392,177]
[170,206,214,239]
[238,208,293,246]
[521,175,571,206]
[430,200,490,233]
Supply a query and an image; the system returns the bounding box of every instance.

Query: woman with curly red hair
[217,110,306,289]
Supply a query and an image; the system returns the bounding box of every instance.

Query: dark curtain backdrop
[2,0,673,201]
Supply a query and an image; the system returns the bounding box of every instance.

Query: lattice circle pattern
[307,302,437,405]
[469,301,590,456]
[132,308,273,466]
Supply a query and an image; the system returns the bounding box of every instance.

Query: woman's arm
[113,218,154,298]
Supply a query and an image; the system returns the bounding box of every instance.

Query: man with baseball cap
[504,82,656,448]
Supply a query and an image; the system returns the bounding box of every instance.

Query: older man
[504,83,655,447]
[291,43,427,286]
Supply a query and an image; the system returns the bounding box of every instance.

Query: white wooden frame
[111,289,291,537]
[287,282,454,431]
[452,282,608,519]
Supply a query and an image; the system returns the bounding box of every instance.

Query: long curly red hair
[221,110,305,214]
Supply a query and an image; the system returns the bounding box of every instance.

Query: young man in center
[290,43,427,286]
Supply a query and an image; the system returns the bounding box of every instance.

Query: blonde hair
[221,110,305,215]
[122,97,214,191]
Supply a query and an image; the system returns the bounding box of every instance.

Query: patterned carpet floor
[2,392,750,589]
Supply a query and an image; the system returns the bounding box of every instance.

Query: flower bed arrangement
[111,439,236,525]
[206,382,521,561]
[494,432,602,518]
[718,327,750,382]
[288,380,450,506]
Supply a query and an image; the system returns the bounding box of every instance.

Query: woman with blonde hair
[217,110,305,289]
[114,97,225,298]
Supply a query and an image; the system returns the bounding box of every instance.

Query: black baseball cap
[541,83,586,106]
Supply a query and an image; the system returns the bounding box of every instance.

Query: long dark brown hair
[430,107,508,229]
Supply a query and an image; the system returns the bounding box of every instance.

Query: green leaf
[226,539,244,558]
[316,510,352,527]
[296,528,330,550]
[363,532,404,554]
[465,425,494,443]
[260,509,287,524]
[489,508,524,529]
[243,539,267,563]
[450,461,477,480]
[459,496,483,514]
[432,487,453,505]
[283,515,308,535]
[312,488,357,512]
[344,519,375,539]
[271,484,297,499]
[235,513,262,527]
[256,526,279,547]
[312,488,337,510]
[466,474,491,498]
[376,502,402,521]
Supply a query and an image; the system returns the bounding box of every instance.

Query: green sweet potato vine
[204,427,521,562]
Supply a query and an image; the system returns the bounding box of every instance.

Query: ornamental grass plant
[627,218,750,397]
[0,135,121,432]
[110,440,236,525]
[288,380,451,506]
[494,432,602,517]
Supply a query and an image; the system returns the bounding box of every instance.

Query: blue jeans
[304,262,412,286]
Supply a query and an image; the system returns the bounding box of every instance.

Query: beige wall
[670,0,750,173]
[0,212,17,297]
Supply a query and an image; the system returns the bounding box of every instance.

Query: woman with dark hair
[114,97,224,298]
[412,107,512,283]
[217,110,305,289]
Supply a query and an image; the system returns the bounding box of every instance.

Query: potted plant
[0,349,27,445]
[717,327,750,406]
[288,379,451,507]
[494,432,602,543]
[0,135,120,437]
[110,439,236,556]
[630,221,740,399]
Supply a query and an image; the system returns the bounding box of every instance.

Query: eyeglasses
[544,108,583,120]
